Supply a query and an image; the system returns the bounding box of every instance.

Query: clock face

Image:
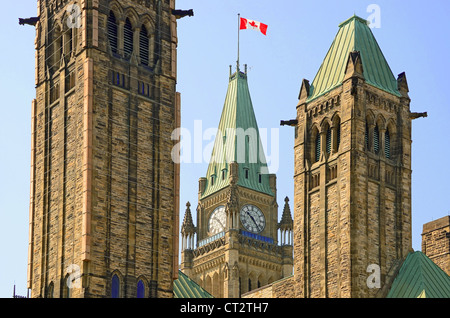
[240,204,265,233]
[208,205,226,235]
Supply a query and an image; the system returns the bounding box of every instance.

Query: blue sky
[0,0,449,298]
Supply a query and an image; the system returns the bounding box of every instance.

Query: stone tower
[292,15,418,298]
[27,0,180,298]
[180,65,293,298]
[422,216,450,276]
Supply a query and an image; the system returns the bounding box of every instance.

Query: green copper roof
[307,15,401,101]
[173,271,213,298]
[201,68,274,199]
[387,251,450,298]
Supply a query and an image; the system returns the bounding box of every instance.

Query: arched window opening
[140,25,149,66]
[50,24,63,70]
[47,282,54,298]
[315,133,321,162]
[326,126,332,154]
[63,275,71,298]
[111,274,120,298]
[385,129,390,159]
[107,11,118,54]
[373,125,380,154]
[336,123,341,151]
[137,280,145,298]
[365,122,369,150]
[64,28,73,56]
[124,18,134,59]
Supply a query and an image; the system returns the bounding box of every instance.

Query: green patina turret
[307,15,401,102]
[201,65,274,199]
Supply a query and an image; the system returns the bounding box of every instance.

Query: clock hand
[213,217,225,230]
[247,211,261,231]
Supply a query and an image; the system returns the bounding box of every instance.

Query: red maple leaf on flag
[249,20,258,28]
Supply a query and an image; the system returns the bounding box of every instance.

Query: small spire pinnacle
[181,201,196,235]
[279,196,293,230]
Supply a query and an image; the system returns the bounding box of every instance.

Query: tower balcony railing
[239,230,274,244]
[193,229,291,257]
[197,231,225,248]
[194,231,226,257]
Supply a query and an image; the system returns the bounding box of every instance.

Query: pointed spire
[307,15,401,102]
[279,196,293,231]
[181,202,196,235]
[200,67,274,199]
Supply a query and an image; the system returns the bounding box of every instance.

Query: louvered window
[365,123,369,150]
[315,133,321,162]
[140,25,149,66]
[326,127,331,154]
[108,11,118,54]
[385,129,390,159]
[374,125,380,154]
[124,18,134,59]
[336,124,341,151]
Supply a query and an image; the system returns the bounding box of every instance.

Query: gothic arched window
[63,275,71,298]
[365,122,369,150]
[140,25,149,66]
[326,126,332,154]
[111,274,120,298]
[47,282,54,298]
[315,132,321,162]
[385,129,390,159]
[124,18,134,59]
[373,125,380,154]
[336,122,341,152]
[108,11,118,54]
[137,280,145,298]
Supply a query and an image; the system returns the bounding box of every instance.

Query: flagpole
[237,13,240,72]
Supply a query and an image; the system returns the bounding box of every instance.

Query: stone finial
[298,78,310,105]
[278,196,293,231]
[181,201,196,235]
[397,72,409,98]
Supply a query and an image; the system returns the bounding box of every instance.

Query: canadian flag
[239,17,268,35]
